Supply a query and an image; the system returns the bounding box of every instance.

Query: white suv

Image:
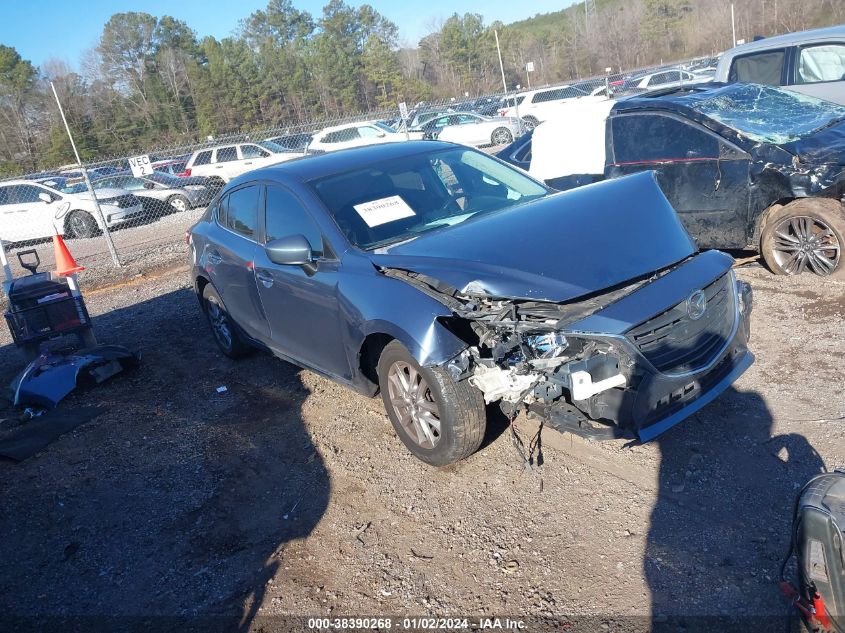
[0,179,144,242]
[184,141,305,185]
[497,85,590,128]
[309,121,422,152]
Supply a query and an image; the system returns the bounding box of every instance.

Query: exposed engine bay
[380,266,661,439]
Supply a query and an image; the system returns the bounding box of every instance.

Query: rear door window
[796,44,845,84]
[225,186,260,238]
[216,146,238,163]
[193,150,212,166]
[729,50,785,85]
[264,185,323,254]
[611,114,720,163]
[0,186,12,205]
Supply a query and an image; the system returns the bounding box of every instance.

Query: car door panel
[206,188,270,341]
[606,113,752,249]
[253,184,349,378]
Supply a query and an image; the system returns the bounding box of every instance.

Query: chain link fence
[0,55,716,288]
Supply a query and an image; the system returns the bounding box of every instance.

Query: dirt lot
[0,259,842,631]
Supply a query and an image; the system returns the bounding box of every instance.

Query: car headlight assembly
[526,332,568,359]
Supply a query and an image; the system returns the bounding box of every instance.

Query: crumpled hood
[370,171,696,303]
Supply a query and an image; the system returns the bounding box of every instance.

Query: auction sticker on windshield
[353,195,415,227]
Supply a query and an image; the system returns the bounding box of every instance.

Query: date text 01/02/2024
[306,617,527,630]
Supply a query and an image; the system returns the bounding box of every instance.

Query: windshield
[258,140,292,153]
[693,84,845,144]
[311,147,548,250]
[148,171,179,185]
[373,121,396,133]
[61,183,88,194]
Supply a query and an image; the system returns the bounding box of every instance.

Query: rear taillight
[178,168,191,177]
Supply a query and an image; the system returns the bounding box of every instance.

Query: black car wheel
[491,127,514,146]
[521,116,539,131]
[168,194,190,213]
[65,210,99,239]
[377,340,486,466]
[761,199,844,277]
[202,284,251,358]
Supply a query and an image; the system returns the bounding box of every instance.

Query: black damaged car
[524,84,845,276]
[189,141,753,465]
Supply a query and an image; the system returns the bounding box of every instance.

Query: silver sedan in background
[418,112,524,147]
[91,171,214,215]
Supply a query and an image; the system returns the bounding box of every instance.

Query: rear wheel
[521,116,539,130]
[65,210,98,239]
[760,198,844,276]
[168,194,190,213]
[202,284,251,358]
[377,341,486,465]
[491,127,514,146]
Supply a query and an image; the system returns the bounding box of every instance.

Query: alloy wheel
[206,299,233,350]
[386,361,442,449]
[170,197,188,212]
[771,215,841,275]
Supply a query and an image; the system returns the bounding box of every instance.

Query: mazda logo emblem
[686,289,707,320]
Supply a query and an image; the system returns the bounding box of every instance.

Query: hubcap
[772,215,840,275]
[386,361,441,449]
[171,197,187,211]
[493,130,510,145]
[206,300,232,349]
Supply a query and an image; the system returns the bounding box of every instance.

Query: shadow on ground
[0,286,329,629]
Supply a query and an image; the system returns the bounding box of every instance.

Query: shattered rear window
[693,84,845,144]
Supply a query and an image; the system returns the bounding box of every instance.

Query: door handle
[207,251,222,265]
[244,161,253,165]
[256,271,274,287]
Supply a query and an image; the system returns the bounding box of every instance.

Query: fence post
[50,82,121,267]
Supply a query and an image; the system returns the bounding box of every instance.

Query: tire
[377,340,486,466]
[521,116,539,130]
[65,210,99,239]
[491,127,514,146]
[201,284,251,358]
[760,198,844,277]
[168,194,190,213]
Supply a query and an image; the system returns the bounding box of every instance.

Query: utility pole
[51,81,120,267]
[494,29,508,94]
[731,3,737,47]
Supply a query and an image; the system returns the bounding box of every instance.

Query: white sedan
[419,113,524,147]
[309,121,423,152]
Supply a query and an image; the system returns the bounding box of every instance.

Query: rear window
[193,151,212,166]
[729,50,785,85]
[225,185,260,238]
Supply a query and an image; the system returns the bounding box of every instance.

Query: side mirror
[376,132,386,138]
[38,192,52,203]
[265,234,313,266]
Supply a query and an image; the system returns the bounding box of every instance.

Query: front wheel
[521,116,539,131]
[65,210,99,239]
[377,341,486,465]
[760,198,844,276]
[491,127,514,146]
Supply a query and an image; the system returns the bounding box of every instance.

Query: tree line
[0,0,842,175]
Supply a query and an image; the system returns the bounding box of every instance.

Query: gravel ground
[0,259,842,632]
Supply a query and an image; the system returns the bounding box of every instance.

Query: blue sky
[0,0,575,68]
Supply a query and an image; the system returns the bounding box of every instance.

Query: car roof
[723,24,845,55]
[242,140,462,183]
[317,120,382,134]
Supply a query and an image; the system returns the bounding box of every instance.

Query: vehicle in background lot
[266,133,314,152]
[495,129,533,171]
[619,69,711,94]
[714,24,845,105]
[496,94,526,116]
[498,85,590,129]
[308,121,423,152]
[188,141,753,465]
[87,166,121,179]
[529,83,845,276]
[151,158,190,177]
[184,141,306,188]
[91,171,214,214]
[415,112,522,147]
[471,96,500,116]
[0,178,143,241]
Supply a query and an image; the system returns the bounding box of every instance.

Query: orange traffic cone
[52,233,84,276]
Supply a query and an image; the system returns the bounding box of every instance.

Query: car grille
[626,273,734,374]
[114,194,139,208]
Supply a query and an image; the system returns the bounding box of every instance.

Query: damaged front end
[380,249,754,442]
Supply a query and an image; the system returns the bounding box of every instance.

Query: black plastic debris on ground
[0,406,104,461]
